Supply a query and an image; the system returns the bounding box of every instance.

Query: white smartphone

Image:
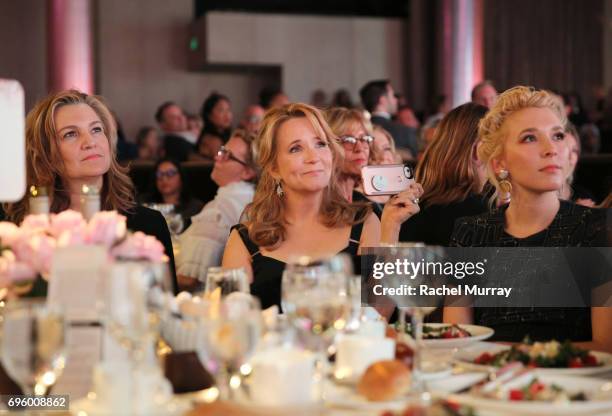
[0,79,26,202]
[361,164,414,196]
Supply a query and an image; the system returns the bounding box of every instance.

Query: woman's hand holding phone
[380,182,423,245]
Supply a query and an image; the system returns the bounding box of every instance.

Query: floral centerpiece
[0,210,166,298]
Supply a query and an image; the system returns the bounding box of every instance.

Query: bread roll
[357,359,411,401]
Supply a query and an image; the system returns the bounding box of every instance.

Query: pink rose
[0,250,36,287]
[11,232,56,277]
[20,214,50,234]
[49,210,86,239]
[87,211,127,247]
[111,231,167,263]
[0,222,22,247]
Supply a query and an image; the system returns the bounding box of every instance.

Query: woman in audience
[145,158,204,230]
[222,103,418,309]
[399,103,489,245]
[200,92,233,142]
[3,89,177,290]
[446,86,610,351]
[135,126,162,161]
[559,123,596,206]
[371,125,401,165]
[326,107,385,217]
[178,129,257,284]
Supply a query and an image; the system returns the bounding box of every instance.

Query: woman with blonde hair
[399,103,489,245]
[447,86,610,351]
[371,125,401,166]
[3,89,177,290]
[222,103,412,309]
[325,107,422,220]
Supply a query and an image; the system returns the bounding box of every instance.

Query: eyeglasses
[156,169,178,179]
[338,135,374,150]
[217,146,248,166]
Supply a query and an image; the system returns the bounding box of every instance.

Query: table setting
[0,234,611,416]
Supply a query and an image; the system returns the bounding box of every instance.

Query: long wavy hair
[4,90,135,223]
[477,86,567,204]
[242,103,369,248]
[325,107,373,166]
[416,102,488,207]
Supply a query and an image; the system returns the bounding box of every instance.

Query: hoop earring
[275,180,284,197]
[497,169,512,203]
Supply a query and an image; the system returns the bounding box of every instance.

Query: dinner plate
[455,342,612,376]
[394,323,495,349]
[448,371,612,415]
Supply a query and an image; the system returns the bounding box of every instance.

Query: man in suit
[359,80,418,158]
[471,80,498,109]
[155,101,198,162]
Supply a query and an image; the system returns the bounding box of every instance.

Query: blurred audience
[259,86,289,110]
[397,105,420,130]
[331,88,354,108]
[186,113,204,138]
[197,132,224,161]
[471,80,498,109]
[311,89,328,108]
[240,104,265,135]
[135,126,162,161]
[371,125,401,165]
[360,79,418,158]
[200,92,233,142]
[143,158,204,230]
[580,123,601,154]
[156,101,198,162]
[560,124,596,207]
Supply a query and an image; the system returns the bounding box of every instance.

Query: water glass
[204,267,249,297]
[0,299,67,396]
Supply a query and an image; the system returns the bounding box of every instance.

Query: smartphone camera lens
[403,166,413,179]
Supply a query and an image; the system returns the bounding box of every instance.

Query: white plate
[395,323,495,349]
[455,342,612,376]
[449,371,612,415]
[324,380,412,412]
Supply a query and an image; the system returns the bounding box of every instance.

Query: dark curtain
[484,0,603,107]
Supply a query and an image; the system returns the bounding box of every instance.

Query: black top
[232,221,365,310]
[399,193,489,246]
[163,134,196,162]
[352,190,383,219]
[125,205,178,294]
[449,200,610,342]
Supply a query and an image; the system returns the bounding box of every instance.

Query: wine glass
[103,260,175,412]
[281,257,351,402]
[204,267,249,297]
[203,294,261,400]
[379,243,446,402]
[0,299,67,398]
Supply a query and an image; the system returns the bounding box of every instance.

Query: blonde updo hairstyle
[477,86,567,204]
[243,103,369,248]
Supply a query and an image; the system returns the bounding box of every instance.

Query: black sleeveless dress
[450,200,610,342]
[232,221,364,310]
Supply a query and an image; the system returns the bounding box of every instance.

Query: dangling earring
[497,169,512,204]
[275,180,284,197]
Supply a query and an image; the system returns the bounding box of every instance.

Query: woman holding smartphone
[446,86,611,352]
[222,103,417,309]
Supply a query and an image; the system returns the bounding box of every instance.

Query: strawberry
[509,390,524,401]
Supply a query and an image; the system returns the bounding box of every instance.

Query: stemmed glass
[203,294,262,400]
[380,243,445,401]
[0,299,67,399]
[281,257,351,402]
[204,267,249,297]
[103,261,175,412]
